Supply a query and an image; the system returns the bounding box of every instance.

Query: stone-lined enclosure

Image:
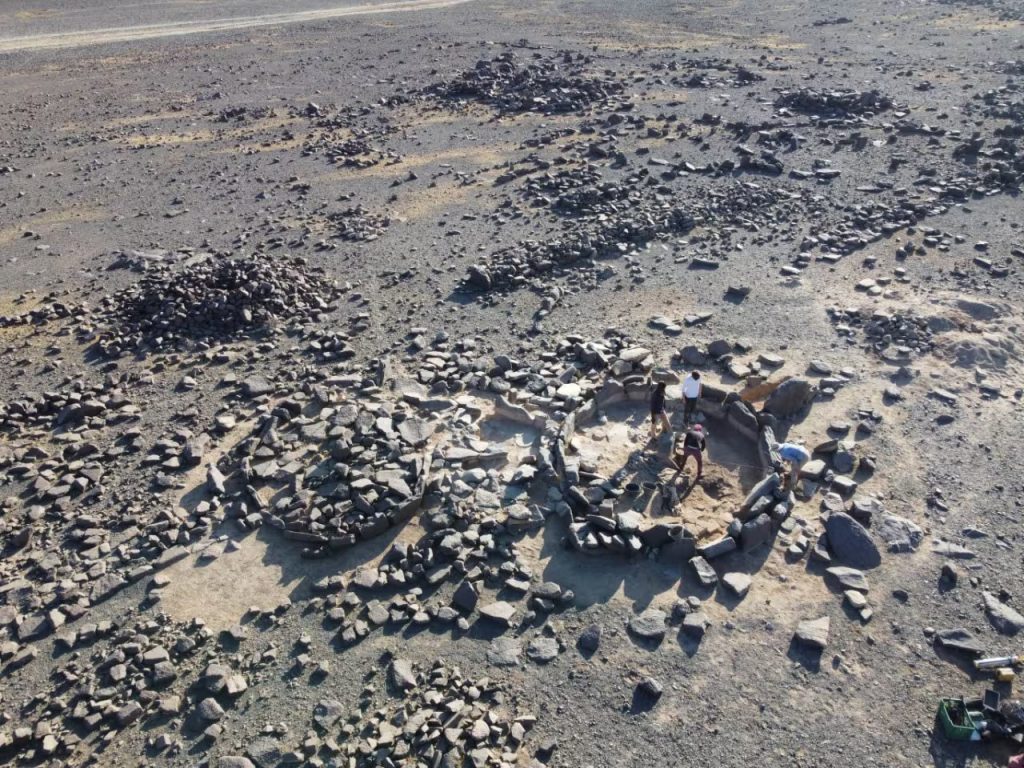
[549,367,812,566]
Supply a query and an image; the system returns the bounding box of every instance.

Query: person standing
[682,371,702,425]
[649,380,671,440]
[772,441,810,489]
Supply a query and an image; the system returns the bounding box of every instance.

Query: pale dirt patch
[936,12,1021,31]
[156,519,427,631]
[393,180,482,221]
[0,206,106,246]
[320,142,515,181]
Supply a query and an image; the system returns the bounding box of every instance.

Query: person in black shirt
[672,424,706,480]
[649,381,671,440]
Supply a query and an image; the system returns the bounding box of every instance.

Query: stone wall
[547,376,794,563]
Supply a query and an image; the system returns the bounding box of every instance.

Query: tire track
[0,0,475,52]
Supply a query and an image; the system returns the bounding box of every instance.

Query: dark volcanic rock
[824,512,881,569]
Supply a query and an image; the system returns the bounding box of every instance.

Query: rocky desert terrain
[1,0,1023,766]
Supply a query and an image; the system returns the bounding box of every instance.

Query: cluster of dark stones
[302,658,534,767]
[800,199,938,258]
[0,293,81,330]
[327,205,391,242]
[213,105,275,123]
[227,390,432,555]
[827,306,935,362]
[775,88,895,119]
[468,177,826,291]
[426,51,627,116]
[93,255,343,356]
[0,611,248,762]
[651,57,765,88]
[296,102,395,167]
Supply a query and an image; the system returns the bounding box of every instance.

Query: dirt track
[0,0,476,52]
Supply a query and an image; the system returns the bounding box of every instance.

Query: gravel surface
[1,0,1023,767]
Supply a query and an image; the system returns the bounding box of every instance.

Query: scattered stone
[824,512,881,569]
[983,592,1024,636]
[794,616,830,650]
[722,572,752,599]
[628,609,668,641]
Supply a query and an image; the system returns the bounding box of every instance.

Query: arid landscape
[1,0,1023,766]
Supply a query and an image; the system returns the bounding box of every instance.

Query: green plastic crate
[937,698,982,741]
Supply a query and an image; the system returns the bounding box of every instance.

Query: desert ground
[1,0,1023,766]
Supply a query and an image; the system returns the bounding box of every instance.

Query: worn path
[0,0,475,52]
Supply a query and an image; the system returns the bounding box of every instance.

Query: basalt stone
[740,514,773,552]
[479,601,516,627]
[763,379,815,418]
[875,514,924,553]
[699,536,737,560]
[983,592,1024,636]
[628,608,668,640]
[689,556,718,587]
[722,572,752,599]
[825,566,869,592]
[824,512,881,569]
[794,616,830,650]
[577,624,602,653]
[934,628,984,657]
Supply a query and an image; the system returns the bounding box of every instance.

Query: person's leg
[659,411,671,437]
[694,448,703,480]
[649,411,658,439]
[683,397,695,424]
[792,460,807,490]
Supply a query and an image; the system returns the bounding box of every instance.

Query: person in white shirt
[682,371,702,425]
[771,441,810,490]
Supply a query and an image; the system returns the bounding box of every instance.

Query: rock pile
[827,306,934,361]
[655,57,765,89]
[313,658,534,767]
[0,294,81,330]
[775,88,894,119]
[297,103,396,168]
[468,178,826,292]
[426,51,627,115]
[2,612,212,762]
[93,255,343,356]
[327,205,391,242]
[228,393,432,554]
[466,202,695,290]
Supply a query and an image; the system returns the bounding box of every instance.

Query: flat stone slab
[931,540,976,559]
[876,514,924,553]
[794,616,830,650]
[526,637,560,663]
[486,637,521,667]
[722,572,752,599]
[628,608,667,641]
[479,601,516,627]
[934,628,984,657]
[825,566,869,592]
[824,511,881,569]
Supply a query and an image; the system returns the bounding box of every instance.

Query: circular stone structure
[549,377,792,561]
